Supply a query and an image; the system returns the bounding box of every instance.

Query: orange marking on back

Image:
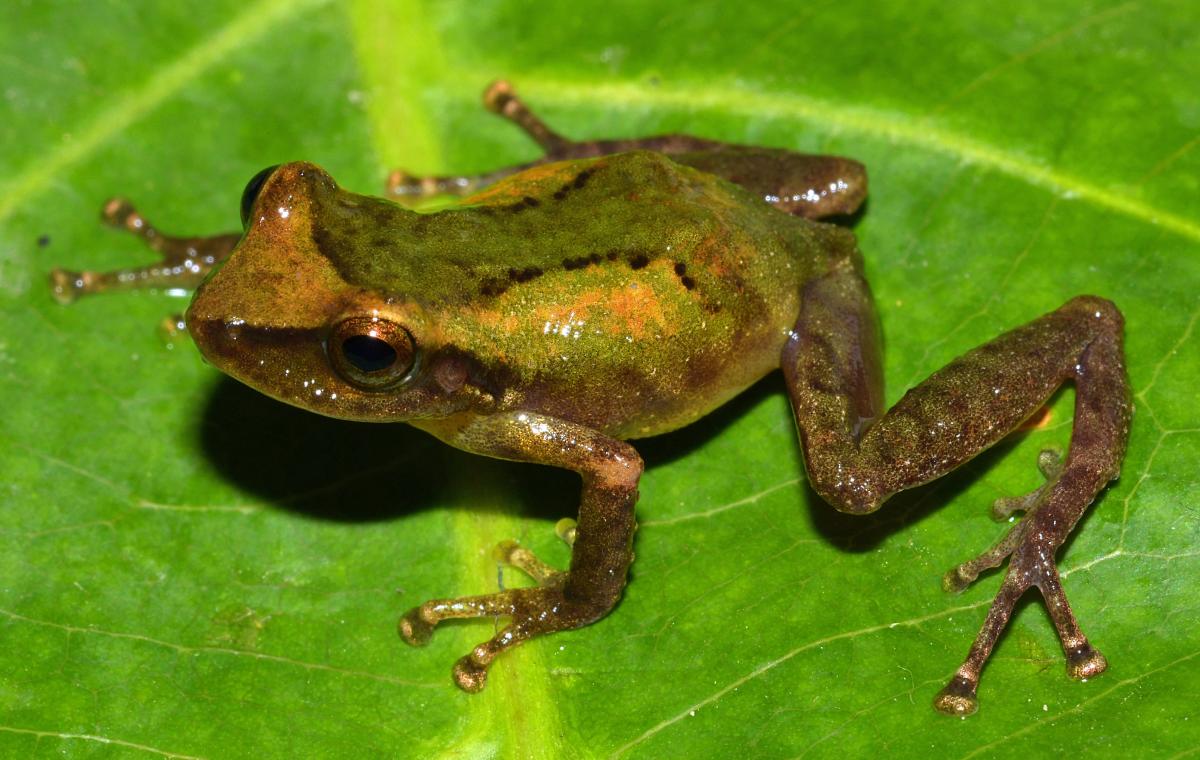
[604,281,673,339]
[463,161,582,205]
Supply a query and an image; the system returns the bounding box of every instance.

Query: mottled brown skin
[55,81,1131,716]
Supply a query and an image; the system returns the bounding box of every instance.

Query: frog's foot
[935,480,1108,716]
[943,449,1064,592]
[398,518,597,692]
[481,79,572,154]
[934,552,1107,716]
[50,197,239,303]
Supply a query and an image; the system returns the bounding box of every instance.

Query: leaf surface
[1,1,1197,757]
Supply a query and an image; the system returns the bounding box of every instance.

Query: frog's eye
[240,165,280,229]
[328,317,417,390]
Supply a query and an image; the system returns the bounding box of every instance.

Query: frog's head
[187,162,464,422]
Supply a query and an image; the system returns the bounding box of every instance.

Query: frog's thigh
[401,411,641,691]
[673,148,868,218]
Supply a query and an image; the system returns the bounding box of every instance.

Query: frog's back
[325,151,857,438]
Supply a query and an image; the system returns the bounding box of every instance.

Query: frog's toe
[386,168,429,202]
[942,518,1028,593]
[1066,642,1107,680]
[398,607,435,646]
[933,675,979,717]
[49,268,88,304]
[453,651,490,692]
[494,539,566,586]
[992,448,1063,519]
[555,517,577,547]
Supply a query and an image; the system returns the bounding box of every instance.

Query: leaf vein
[0,0,333,223]
[0,725,206,760]
[958,647,1200,759]
[0,607,438,688]
[609,553,1157,756]
[508,77,1200,242]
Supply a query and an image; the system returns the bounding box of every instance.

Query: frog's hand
[398,411,640,692]
[50,197,240,304]
[388,80,867,219]
[781,258,1131,717]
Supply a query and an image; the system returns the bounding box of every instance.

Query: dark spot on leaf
[629,254,650,270]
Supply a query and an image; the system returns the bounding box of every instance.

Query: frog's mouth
[187,314,445,424]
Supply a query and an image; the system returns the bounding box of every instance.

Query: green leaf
[2,1,1197,757]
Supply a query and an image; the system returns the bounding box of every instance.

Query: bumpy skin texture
[59,81,1131,715]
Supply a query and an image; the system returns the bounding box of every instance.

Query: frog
[51,81,1132,717]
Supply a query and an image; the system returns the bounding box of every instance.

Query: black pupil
[342,335,397,373]
[240,165,280,229]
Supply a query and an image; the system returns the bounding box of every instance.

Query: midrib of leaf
[344,0,445,172]
[0,0,332,224]
[343,4,566,758]
[482,75,1200,244]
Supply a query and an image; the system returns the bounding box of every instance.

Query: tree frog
[51,81,1132,716]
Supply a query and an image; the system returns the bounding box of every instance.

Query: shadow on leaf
[197,373,789,527]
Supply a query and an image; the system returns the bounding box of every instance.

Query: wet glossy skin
[54,81,1131,716]
[187,153,857,440]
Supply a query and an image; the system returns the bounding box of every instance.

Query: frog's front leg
[50,198,240,303]
[783,259,1131,716]
[401,411,641,691]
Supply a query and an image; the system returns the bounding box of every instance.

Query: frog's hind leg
[388,80,572,203]
[50,198,239,304]
[390,80,869,220]
[387,80,719,203]
[782,260,1131,716]
[399,412,640,692]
